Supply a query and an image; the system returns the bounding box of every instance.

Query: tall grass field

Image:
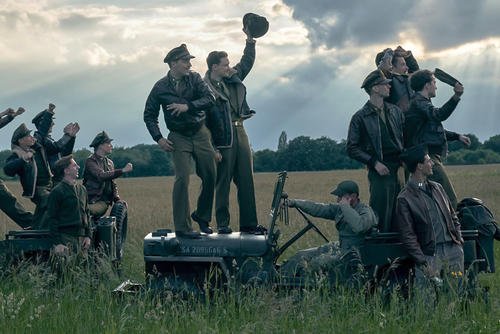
[1,165,499,333]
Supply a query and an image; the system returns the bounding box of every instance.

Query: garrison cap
[361,70,392,90]
[331,180,359,197]
[53,154,74,178]
[90,131,113,148]
[163,44,195,64]
[399,144,428,167]
[11,123,32,144]
[243,13,269,38]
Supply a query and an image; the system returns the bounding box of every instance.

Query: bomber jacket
[83,153,122,204]
[33,131,75,170]
[288,199,378,251]
[404,92,460,156]
[204,40,256,148]
[4,143,52,198]
[395,180,463,265]
[347,101,404,169]
[144,71,215,139]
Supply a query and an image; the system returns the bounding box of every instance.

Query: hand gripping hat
[32,104,56,135]
[90,131,113,148]
[163,44,195,64]
[331,180,360,197]
[243,13,269,38]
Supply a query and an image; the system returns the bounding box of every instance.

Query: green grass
[1,165,500,333]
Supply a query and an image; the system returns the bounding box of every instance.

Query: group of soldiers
[0,17,470,287]
[143,22,267,239]
[286,46,467,285]
[1,105,132,257]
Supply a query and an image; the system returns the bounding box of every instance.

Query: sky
[1,0,500,151]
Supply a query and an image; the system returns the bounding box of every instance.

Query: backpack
[457,198,498,237]
[457,197,500,273]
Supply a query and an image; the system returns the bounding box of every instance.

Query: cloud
[282,0,500,52]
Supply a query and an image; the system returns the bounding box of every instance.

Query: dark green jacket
[289,199,378,250]
[43,180,91,244]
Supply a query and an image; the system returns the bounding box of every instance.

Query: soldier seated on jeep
[281,180,378,277]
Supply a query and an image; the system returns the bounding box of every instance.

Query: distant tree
[483,134,500,154]
[446,149,500,165]
[278,131,287,151]
[253,149,277,172]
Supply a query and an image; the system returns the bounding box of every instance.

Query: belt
[232,120,243,127]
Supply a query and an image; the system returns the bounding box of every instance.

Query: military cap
[331,180,359,197]
[90,131,113,148]
[399,144,428,167]
[361,70,392,90]
[53,155,74,177]
[243,13,269,38]
[163,44,195,64]
[11,123,32,144]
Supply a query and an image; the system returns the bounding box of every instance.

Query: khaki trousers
[429,154,458,209]
[216,125,258,229]
[368,165,403,232]
[168,125,216,232]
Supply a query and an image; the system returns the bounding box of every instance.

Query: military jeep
[137,171,496,296]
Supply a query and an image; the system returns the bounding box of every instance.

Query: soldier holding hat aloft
[83,131,132,259]
[404,70,470,209]
[144,43,216,239]
[202,14,268,235]
[347,70,405,232]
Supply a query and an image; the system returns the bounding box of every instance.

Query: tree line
[1,132,500,178]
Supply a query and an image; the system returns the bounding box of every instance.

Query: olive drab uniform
[43,180,92,250]
[204,39,259,231]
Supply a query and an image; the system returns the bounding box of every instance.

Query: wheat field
[1,165,499,333]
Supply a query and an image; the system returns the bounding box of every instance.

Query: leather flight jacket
[33,131,75,171]
[83,153,122,204]
[347,101,404,169]
[4,143,52,198]
[144,71,215,139]
[404,92,460,156]
[395,180,463,265]
[205,40,256,148]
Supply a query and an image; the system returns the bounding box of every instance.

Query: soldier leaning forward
[4,123,53,228]
[0,108,33,228]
